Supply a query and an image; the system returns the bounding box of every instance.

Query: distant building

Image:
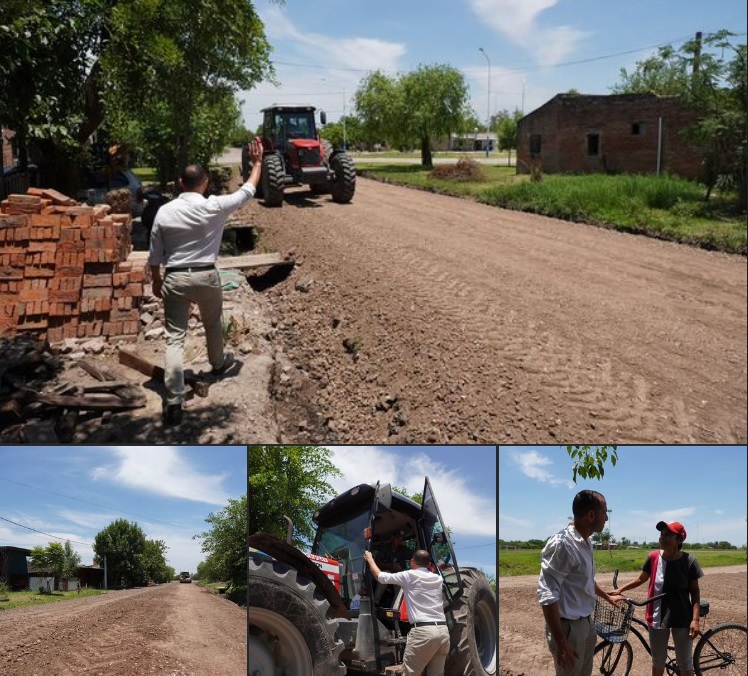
[516,93,706,180]
[0,546,31,589]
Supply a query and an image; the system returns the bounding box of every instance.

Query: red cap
[656,521,687,541]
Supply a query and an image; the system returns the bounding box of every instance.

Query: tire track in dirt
[251,178,746,443]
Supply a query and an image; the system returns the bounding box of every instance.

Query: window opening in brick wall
[631,122,645,136]
[529,134,541,156]
[586,133,600,156]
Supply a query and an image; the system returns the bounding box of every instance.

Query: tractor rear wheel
[261,153,285,207]
[248,553,346,675]
[445,568,497,676]
[329,152,356,203]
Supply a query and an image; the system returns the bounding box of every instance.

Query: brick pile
[0,187,145,343]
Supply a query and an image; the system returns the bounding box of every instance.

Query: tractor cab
[311,478,463,670]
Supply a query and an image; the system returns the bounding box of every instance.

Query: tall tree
[195,495,247,589]
[93,519,148,588]
[248,446,342,549]
[612,30,746,207]
[0,0,278,190]
[355,65,471,167]
[141,539,170,584]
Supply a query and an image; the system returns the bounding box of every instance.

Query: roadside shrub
[227,585,246,606]
[429,158,485,182]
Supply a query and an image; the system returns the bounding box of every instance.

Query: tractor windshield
[312,507,369,604]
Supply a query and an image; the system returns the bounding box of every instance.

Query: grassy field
[0,588,105,611]
[357,163,746,254]
[499,548,747,577]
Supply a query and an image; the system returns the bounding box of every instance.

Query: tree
[93,519,148,588]
[566,445,618,483]
[612,30,747,208]
[195,494,247,589]
[355,65,471,167]
[248,445,342,549]
[141,539,170,584]
[492,108,524,165]
[29,540,82,586]
[0,0,277,190]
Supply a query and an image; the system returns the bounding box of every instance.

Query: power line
[0,476,184,529]
[0,516,94,549]
[455,541,496,551]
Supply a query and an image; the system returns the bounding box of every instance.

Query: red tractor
[243,104,356,207]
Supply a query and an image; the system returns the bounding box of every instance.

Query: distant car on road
[179,571,191,583]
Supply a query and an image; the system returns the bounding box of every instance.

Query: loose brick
[83,273,113,287]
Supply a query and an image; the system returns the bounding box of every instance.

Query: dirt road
[499,565,747,676]
[0,583,246,675]
[242,177,746,444]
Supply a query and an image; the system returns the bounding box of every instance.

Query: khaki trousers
[162,268,224,405]
[402,624,450,676]
[545,615,597,676]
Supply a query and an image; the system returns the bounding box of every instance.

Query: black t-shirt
[642,551,704,628]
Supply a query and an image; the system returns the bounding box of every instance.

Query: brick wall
[1,128,14,168]
[517,94,706,179]
[0,188,145,343]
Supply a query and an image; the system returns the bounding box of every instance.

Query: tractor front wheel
[445,568,497,676]
[329,152,356,203]
[248,552,346,675]
[261,153,285,207]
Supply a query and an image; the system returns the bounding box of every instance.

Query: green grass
[499,548,747,577]
[0,588,105,611]
[358,165,746,254]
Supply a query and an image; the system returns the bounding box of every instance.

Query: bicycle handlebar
[611,569,667,606]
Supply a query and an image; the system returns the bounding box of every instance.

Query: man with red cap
[606,521,704,676]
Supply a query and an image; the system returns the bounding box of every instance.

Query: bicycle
[593,570,747,675]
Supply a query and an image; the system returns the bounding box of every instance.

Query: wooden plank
[125,250,293,270]
[33,392,145,411]
[118,347,210,397]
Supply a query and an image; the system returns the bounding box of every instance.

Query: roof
[0,546,32,555]
[260,104,317,113]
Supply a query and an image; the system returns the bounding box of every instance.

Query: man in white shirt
[364,548,449,676]
[148,139,263,424]
[537,490,623,676]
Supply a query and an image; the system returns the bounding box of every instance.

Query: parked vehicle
[179,572,191,584]
[77,168,145,217]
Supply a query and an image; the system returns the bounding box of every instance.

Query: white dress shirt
[378,567,446,623]
[148,181,256,269]
[537,524,596,620]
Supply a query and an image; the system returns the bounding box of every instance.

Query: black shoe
[211,352,235,376]
[164,403,183,426]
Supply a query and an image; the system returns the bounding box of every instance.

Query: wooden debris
[118,347,210,397]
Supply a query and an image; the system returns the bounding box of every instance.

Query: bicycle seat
[699,600,709,617]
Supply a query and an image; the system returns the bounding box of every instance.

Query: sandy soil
[7,173,745,444]
[498,565,747,676]
[246,177,746,444]
[0,583,246,675]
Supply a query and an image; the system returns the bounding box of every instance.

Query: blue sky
[321,446,497,578]
[499,446,748,547]
[0,447,246,574]
[239,0,746,131]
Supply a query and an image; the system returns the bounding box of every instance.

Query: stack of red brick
[0,187,145,343]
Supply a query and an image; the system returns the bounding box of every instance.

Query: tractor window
[313,508,370,605]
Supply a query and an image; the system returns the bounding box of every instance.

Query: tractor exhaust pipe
[283,516,293,545]
[352,596,376,664]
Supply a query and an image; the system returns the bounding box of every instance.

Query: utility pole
[607,509,613,557]
[479,47,491,157]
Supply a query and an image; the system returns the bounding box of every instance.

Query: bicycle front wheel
[694,622,747,676]
[593,640,633,676]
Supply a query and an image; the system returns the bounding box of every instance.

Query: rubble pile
[0,187,146,343]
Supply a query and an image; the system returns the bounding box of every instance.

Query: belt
[165,264,215,273]
[413,621,447,627]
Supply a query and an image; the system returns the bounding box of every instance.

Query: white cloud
[57,509,121,530]
[91,447,230,505]
[467,0,590,68]
[326,447,496,538]
[509,449,573,488]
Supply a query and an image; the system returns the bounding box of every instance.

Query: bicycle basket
[594,598,634,643]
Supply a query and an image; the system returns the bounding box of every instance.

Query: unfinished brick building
[516,93,706,180]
